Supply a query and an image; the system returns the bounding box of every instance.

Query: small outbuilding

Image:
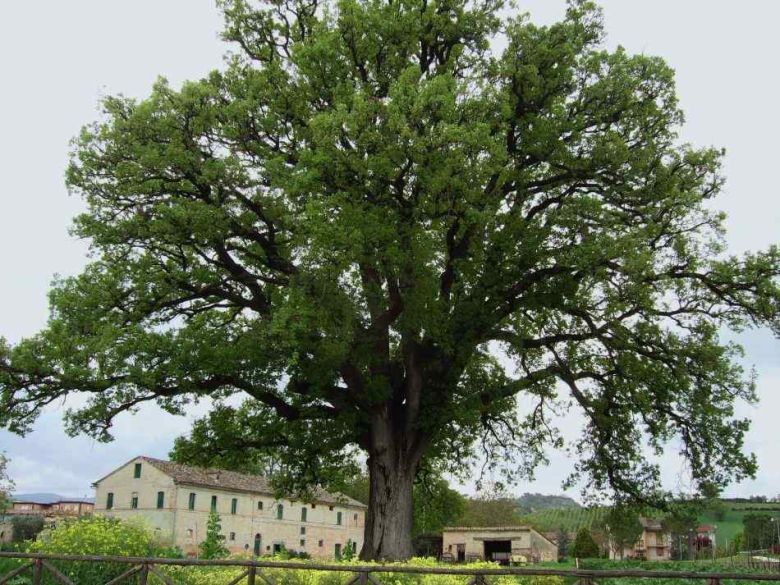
[441,526,558,564]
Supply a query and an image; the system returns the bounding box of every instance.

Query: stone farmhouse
[441,526,558,564]
[92,457,365,558]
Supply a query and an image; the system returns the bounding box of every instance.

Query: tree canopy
[0,453,13,516]
[1,0,779,560]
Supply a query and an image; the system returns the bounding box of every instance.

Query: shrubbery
[10,515,44,542]
[28,515,177,584]
[165,557,565,585]
[0,515,568,585]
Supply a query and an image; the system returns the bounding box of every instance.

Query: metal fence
[2,552,780,585]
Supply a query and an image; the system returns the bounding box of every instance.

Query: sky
[0,1,778,501]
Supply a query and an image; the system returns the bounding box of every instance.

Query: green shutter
[188,493,196,510]
[336,511,342,525]
[231,498,238,515]
[301,507,307,522]
[211,495,217,512]
[277,504,283,519]
[106,493,114,509]
[133,463,142,478]
[157,491,165,509]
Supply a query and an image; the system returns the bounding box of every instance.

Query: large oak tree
[1,0,779,560]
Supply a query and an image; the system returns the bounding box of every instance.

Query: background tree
[200,511,229,559]
[0,453,13,516]
[570,527,600,559]
[555,526,571,560]
[457,487,525,527]
[602,506,643,559]
[1,0,779,561]
[662,499,701,560]
[10,515,44,543]
[742,513,778,551]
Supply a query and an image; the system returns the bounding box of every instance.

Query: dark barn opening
[483,539,511,564]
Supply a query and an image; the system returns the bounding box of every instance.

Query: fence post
[247,566,257,585]
[139,563,149,585]
[32,558,43,585]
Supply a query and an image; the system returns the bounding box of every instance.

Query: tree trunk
[359,418,418,561]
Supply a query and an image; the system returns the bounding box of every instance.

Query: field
[518,502,780,547]
[698,503,780,546]
[518,507,608,533]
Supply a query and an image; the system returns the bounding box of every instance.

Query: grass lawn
[699,503,780,547]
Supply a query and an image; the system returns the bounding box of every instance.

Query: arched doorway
[254,533,262,556]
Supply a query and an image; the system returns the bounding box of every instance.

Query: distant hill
[12,493,94,504]
[516,493,581,512]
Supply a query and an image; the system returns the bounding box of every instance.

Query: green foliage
[602,506,643,559]
[28,515,167,584]
[3,0,780,559]
[412,478,467,537]
[457,490,525,527]
[570,527,600,559]
[0,453,13,515]
[555,526,570,560]
[200,511,230,559]
[165,558,563,585]
[333,470,466,537]
[742,513,779,549]
[10,515,44,542]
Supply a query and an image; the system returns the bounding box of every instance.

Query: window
[336,511,342,525]
[301,507,307,522]
[328,506,334,511]
[133,463,142,478]
[354,513,358,522]
[335,543,342,559]
[276,504,284,520]
[318,540,324,547]
[230,532,236,541]
[187,529,194,538]
[211,495,218,512]
[311,504,316,509]
[231,498,238,515]
[131,494,139,509]
[257,501,264,511]
[300,539,306,548]
[156,491,165,509]
[188,493,196,511]
[300,526,306,535]
[106,492,114,510]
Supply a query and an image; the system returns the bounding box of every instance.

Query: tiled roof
[639,517,665,531]
[140,457,366,508]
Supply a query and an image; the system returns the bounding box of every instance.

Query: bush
[165,557,565,585]
[28,515,169,584]
[11,515,45,542]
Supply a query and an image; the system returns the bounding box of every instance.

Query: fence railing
[2,552,780,585]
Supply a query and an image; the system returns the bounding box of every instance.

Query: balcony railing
[1,552,780,585]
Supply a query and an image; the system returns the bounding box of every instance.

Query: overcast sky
[0,1,778,501]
